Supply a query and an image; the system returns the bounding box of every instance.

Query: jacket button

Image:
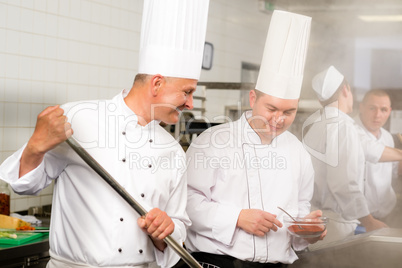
[148,164,152,168]
[141,193,145,198]
[120,218,123,222]
[149,139,153,143]
[122,131,126,135]
[118,248,122,253]
[139,249,143,254]
[122,158,126,162]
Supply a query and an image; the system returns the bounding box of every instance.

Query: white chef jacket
[354,117,398,219]
[302,107,385,223]
[185,111,314,264]
[0,89,190,268]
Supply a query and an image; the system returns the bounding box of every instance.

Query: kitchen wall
[0,0,270,213]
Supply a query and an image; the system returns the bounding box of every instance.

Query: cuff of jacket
[212,203,242,246]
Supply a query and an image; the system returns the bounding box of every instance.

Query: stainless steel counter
[290,228,402,268]
[0,234,49,268]
[0,216,50,268]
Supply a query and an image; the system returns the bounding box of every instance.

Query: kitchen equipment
[65,137,202,268]
[291,228,402,268]
[283,216,327,238]
[0,231,50,268]
[278,206,304,230]
[28,207,43,216]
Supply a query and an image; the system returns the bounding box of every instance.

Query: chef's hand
[137,208,175,252]
[20,105,73,177]
[237,209,282,237]
[303,210,327,244]
[360,214,388,232]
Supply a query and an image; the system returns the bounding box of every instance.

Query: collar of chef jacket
[353,115,387,141]
[119,89,162,129]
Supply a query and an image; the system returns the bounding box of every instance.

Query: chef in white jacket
[0,1,209,267]
[303,66,402,249]
[184,11,326,268]
[355,89,399,221]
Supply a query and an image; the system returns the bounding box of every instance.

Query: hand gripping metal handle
[66,137,201,268]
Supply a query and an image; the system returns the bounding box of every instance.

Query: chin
[164,115,180,125]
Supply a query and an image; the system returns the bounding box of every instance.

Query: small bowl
[283,216,328,238]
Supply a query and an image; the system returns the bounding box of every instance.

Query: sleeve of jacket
[0,145,52,195]
[185,131,241,247]
[0,139,71,196]
[154,149,191,268]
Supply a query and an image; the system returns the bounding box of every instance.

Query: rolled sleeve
[0,146,26,184]
[0,145,44,195]
[0,144,54,196]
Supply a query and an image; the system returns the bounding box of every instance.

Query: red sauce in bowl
[288,224,325,237]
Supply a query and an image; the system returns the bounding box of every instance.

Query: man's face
[359,94,392,133]
[153,77,197,124]
[248,90,298,144]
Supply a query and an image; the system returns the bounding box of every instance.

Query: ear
[341,85,349,98]
[249,90,257,108]
[150,74,163,97]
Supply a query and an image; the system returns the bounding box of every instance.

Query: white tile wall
[0,0,270,212]
[200,0,269,120]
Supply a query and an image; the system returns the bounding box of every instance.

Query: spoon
[277,206,304,230]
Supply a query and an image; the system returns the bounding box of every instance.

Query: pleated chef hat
[138,0,209,80]
[256,10,311,99]
[312,66,345,101]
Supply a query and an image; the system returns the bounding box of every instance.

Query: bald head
[361,89,391,106]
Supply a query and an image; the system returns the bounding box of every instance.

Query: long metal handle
[66,137,201,268]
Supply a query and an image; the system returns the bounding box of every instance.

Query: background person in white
[355,89,399,223]
[184,11,326,268]
[0,0,209,267]
[303,66,402,249]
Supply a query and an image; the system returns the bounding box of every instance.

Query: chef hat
[255,10,311,100]
[312,66,344,101]
[138,0,209,80]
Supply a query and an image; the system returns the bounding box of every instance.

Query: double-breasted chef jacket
[0,89,190,268]
[354,116,398,219]
[185,111,314,264]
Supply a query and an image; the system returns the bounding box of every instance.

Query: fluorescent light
[359,15,402,22]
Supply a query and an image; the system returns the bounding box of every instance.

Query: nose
[373,108,381,118]
[185,95,194,110]
[273,114,285,125]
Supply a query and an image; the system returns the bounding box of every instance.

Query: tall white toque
[256,10,312,100]
[312,65,345,102]
[138,0,210,80]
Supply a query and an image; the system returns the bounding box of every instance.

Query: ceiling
[260,0,402,38]
[262,0,402,13]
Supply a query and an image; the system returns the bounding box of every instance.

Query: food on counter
[16,225,36,231]
[0,193,10,215]
[0,214,31,229]
[0,232,17,239]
